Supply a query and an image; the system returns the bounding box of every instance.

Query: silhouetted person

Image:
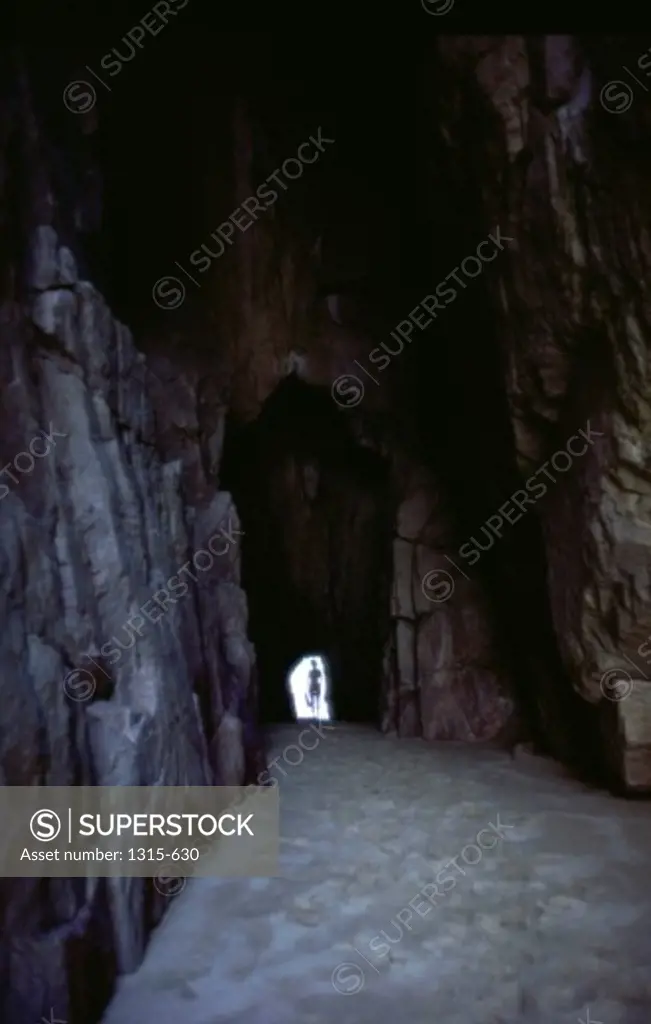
[306,659,322,720]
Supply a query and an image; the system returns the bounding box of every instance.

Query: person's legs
[308,684,319,722]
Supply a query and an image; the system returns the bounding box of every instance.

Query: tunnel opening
[220,374,393,727]
[7,26,651,1024]
[11,32,619,779]
[286,653,333,722]
[44,26,598,765]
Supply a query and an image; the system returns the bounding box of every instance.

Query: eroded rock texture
[432,36,651,788]
[3,30,651,1024]
[383,462,513,741]
[207,107,517,740]
[0,64,261,1024]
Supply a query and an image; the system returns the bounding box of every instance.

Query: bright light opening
[286,654,333,722]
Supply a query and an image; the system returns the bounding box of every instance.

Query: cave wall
[202,79,524,744]
[223,377,393,722]
[5,29,651,1023]
[383,457,515,740]
[432,35,651,789]
[0,59,262,1024]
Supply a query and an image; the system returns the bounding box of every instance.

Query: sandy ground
[102,723,651,1024]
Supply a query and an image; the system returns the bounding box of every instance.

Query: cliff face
[0,61,262,1024]
[2,32,651,1024]
[212,33,651,784]
[432,35,651,789]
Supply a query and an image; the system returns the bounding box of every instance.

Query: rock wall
[433,35,651,789]
[212,107,519,740]
[5,31,651,1023]
[0,64,261,1024]
[381,459,515,741]
[190,98,510,736]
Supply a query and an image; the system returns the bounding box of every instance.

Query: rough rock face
[0,71,260,1024]
[4,29,651,1024]
[206,103,513,737]
[382,461,514,740]
[433,35,651,788]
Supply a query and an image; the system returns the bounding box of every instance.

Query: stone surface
[0,70,260,1021]
[0,261,257,1019]
[4,35,651,1024]
[600,680,651,791]
[620,681,651,750]
[29,225,78,288]
[435,34,651,786]
[382,470,515,741]
[101,724,651,1024]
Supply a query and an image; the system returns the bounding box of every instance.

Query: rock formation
[432,36,651,789]
[0,57,262,1023]
[2,32,651,1024]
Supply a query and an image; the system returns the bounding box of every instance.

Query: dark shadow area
[220,375,392,725]
[18,29,604,766]
[7,30,616,776]
[5,22,651,1024]
[395,73,610,784]
[19,30,431,331]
